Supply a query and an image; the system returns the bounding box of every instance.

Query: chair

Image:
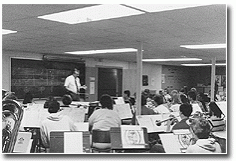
[50,131,90,153]
[91,130,111,153]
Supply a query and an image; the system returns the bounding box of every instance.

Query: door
[98,67,122,100]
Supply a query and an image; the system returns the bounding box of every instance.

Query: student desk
[20,103,89,153]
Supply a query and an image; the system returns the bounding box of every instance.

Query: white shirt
[89,109,121,131]
[64,75,81,93]
[191,103,203,115]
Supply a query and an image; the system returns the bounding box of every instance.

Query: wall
[161,65,192,92]
[2,51,162,101]
[189,66,226,87]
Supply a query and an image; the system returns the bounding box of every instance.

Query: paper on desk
[20,109,41,127]
[74,122,89,131]
[61,108,86,122]
[159,133,182,153]
[136,114,170,133]
[215,101,227,117]
[114,97,125,104]
[121,125,145,149]
[13,132,32,153]
[159,132,192,153]
[113,104,133,119]
[64,132,83,153]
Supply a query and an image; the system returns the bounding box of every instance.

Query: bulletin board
[11,58,85,99]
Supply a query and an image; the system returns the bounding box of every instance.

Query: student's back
[88,94,121,131]
[89,108,120,131]
[40,99,76,148]
[186,139,221,153]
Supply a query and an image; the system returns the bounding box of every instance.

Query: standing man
[64,68,87,101]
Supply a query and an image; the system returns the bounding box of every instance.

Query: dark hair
[153,94,164,105]
[180,94,189,103]
[72,68,80,75]
[100,94,113,110]
[48,100,60,113]
[141,94,147,106]
[190,118,211,139]
[62,94,72,105]
[208,102,223,118]
[180,88,185,93]
[124,90,131,97]
[44,96,57,108]
[188,91,197,101]
[179,103,193,117]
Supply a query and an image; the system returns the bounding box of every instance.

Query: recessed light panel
[2,29,17,35]
[180,44,226,49]
[181,63,226,66]
[38,4,144,24]
[124,4,211,13]
[142,58,202,62]
[65,48,137,55]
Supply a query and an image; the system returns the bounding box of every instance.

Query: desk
[20,103,90,153]
[159,130,192,153]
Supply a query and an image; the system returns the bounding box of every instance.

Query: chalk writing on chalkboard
[11,58,85,99]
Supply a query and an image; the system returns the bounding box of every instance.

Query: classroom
[2,4,226,154]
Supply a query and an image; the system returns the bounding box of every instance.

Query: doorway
[98,67,122,100]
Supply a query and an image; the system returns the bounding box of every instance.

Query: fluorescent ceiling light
[180,43,226,49]
[65,48,137,55]
[142,58,202,62]
[124,4,210,13]
[2,29,17,35]
[38,4,144,24]
[181,63,226,66]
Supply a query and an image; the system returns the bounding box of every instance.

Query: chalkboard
[11,58,85,99]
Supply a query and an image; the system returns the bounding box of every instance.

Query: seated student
[89,94,121,131]
[123,90,135,106]
[186,117,222,153]
[198,92,210,112]
[40,99,76,148]
[180,93,189,104]
[166,103,193,132]
[152,94,170,114]
[141,95,156,115]
[43,96,57,108]
[158,89,167,103]
[61,94,72,107]
[163,88,172,103]
[187,91,203,114]
[170,89,178,97]
[169,94,181,112]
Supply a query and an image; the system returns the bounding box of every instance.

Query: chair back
[92,130,110,143]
